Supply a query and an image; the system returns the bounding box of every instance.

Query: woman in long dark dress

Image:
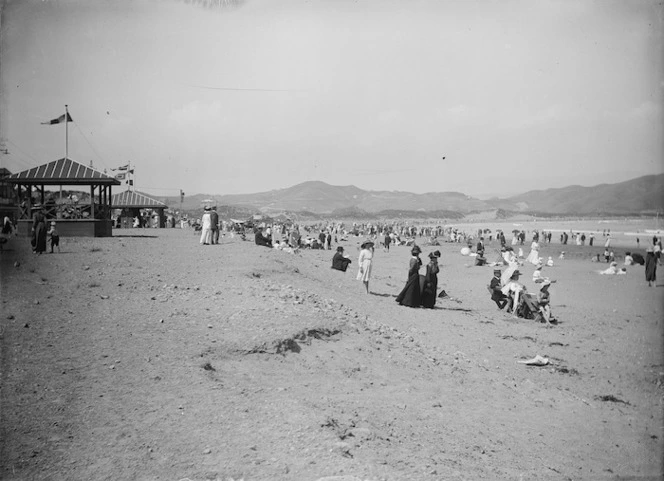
[396,246,422,307]
[32,207,47,254]
[421,251,440,308]
[645,248,657,287]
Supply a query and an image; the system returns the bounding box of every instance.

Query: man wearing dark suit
[210,207,219,244]
[489,269,508,309]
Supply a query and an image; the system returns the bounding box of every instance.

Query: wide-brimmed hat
[428,252,437,259]
[411,246,422,255]
[204,206,211,211]
[361,241,374,249]
[50,221,56,226]
[336,246,344,252]
[493,269,502,275]
[433,250,441,258]
[510,270,521,278]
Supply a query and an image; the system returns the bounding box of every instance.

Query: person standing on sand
[396,245,423,307]
[645,247,657,287]
[199,206,212,245]
[525,239,540,265]
[209,207,219,244]
[47,221,60,253]
[476,237,485,257]
[421,251,440,308]
[0,216,14,251]
[356,241,374,294]
[31,206,47,255]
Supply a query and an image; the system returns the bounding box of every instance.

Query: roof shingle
[7,158,120,185]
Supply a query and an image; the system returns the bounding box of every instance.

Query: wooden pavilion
[7,157,121,237]
[111,190,168,228]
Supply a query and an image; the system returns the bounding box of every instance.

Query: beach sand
[1,227,662,480]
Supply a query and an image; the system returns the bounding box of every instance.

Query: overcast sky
[1,0,662,198]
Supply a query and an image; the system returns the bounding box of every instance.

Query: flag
[112,164,129,171]
[127,180,133,186]
[128,169,134,174]
[41,113,73,125]
[115,173,126,180]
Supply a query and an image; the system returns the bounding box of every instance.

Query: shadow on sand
[113,235,159,239]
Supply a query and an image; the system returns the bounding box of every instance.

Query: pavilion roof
[111,190,167,209]
[7,158,121,185]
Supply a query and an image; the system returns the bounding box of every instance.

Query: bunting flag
[112,164,129,171]
[115,173,126,180]
[128,169,134,174]
[41,113,73,125]
[127,180,133,186]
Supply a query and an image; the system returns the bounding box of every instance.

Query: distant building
[0,167,18,221]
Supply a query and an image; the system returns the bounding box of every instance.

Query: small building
[6,158,120,237]
[111,190,168,228]
[0,167,19,221]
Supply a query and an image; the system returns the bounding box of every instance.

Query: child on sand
[537,281,554,325]
[48,221,60,253]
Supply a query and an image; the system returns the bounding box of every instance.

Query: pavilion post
[65,105,69,161]
[90,185,95,219]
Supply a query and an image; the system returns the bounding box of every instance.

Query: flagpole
[65,104,69,160]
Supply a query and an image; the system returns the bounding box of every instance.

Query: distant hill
[207,181,492,214]
[492,174,664,215]
[157,174,664,218]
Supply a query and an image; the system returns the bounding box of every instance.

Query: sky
[0,0,662,199]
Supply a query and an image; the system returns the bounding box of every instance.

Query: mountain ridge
[158,174,664,217]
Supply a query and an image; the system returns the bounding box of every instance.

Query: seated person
[546,256,554,267]
[254,229,272,247]
[331,246,352,272]
[532,264,545,283]
[599,262,618,275]
[501,270,525,316]
[516,291,541,320]
[624,252,634,266]
[488,269,508,309]
[631,252,645,265]
[536,281,554,324]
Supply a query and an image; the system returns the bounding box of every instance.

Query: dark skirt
[396,272,422,307]
[421,276,437,308]
[645,253,657,282]
[33,221,47,253]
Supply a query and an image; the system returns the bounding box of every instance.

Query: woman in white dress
[199,207,212,245]
[356,241,374,294]
[525,240,540,265]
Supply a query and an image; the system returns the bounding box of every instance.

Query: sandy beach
[1,226,662,480]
